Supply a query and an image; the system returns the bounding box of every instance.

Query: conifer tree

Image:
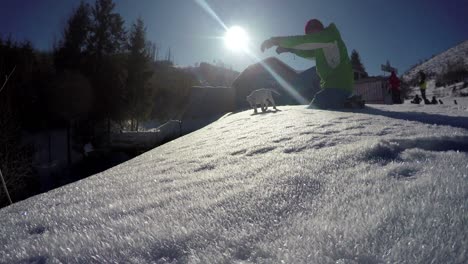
[54,1,91,71]
[126,17,154,131]
[350,49,368,79]
[87,0,127,125]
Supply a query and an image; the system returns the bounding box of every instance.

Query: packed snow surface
[1,98,468,263]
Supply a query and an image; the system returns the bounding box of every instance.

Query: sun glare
[224,26,249,52]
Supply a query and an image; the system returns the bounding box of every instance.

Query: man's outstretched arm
[276,47,316,59]
[261,23,338,52]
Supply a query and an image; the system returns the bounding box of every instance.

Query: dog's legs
[267,98,277,110]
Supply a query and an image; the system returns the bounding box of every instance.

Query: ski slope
[402,40,468,82]
[1,98,468,263]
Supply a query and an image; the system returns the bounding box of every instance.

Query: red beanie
[305,19,324,34]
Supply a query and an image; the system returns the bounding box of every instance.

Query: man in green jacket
[261,19,354,109]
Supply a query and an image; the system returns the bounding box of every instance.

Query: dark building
[232,57,320,109]
[180,57,322,133]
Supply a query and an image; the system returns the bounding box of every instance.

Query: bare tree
[0,66,15,94]
[0,66,17,205]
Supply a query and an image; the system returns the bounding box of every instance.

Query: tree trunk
[136,119,139,132]
[67,120,72,167]
[107,118,111,145]
[48,128,52,165]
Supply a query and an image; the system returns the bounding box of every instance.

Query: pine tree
[86,0,127,124]
[54,1,91,71]
[126,18,154,131]
[52,1,93,155]
[87,0,126,61]
[350,49,368,79]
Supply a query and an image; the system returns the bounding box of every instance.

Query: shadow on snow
[339,106,468,130]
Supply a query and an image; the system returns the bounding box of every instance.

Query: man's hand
[276,47,290,54]
[260,37,279,52]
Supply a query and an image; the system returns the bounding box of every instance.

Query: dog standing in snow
[246,88,280,114]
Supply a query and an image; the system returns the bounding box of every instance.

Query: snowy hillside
[405,79,467,97]
[402,40,468,82]
[185,62,240,87]
[1,99,468,263]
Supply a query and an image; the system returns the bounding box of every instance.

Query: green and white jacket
[272,23,354,93]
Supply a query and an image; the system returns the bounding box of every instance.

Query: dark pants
[420,89,427,101]
[308,88,351,109]
[392,90,401,104]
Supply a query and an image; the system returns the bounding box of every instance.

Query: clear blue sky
[1,0,467,76]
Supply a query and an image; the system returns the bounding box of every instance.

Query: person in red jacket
[388,71,402,104]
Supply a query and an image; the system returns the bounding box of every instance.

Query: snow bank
[1,99,467,263]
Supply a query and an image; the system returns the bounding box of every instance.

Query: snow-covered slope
[1,99,468,263]
[185,62,240,87]
[402,40,468,82]
[405,79,468,100]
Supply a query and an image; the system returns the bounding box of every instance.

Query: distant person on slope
[411,94,422,104]
[260,19,353,109]
[418,71,430,104]
[388,71,402,104]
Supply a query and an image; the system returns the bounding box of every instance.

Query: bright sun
[224,26,249,52]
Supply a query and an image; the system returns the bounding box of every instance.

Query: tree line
[0,0,198,207]
[52,0,197,132]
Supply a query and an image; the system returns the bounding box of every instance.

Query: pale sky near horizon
[1,0,467,75]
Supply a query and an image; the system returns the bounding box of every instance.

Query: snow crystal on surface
[1,98,468,263]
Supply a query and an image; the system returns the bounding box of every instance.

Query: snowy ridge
[402,40,468,82]
[1,99,468,263]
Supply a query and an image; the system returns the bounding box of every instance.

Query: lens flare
[224,26,249,52]
[244,50,309,105]
[194,0,227,30]
[194,0,309,105]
